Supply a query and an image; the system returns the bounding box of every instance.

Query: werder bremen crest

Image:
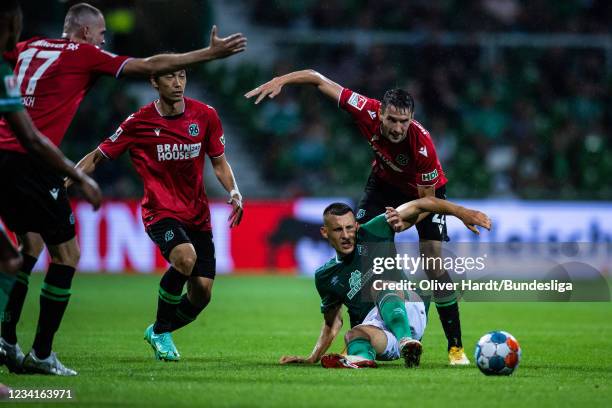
[347,270,362,299]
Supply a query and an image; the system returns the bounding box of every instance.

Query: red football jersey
[338,88,447,197]
[0,37,131,153]
[98,98,225,231]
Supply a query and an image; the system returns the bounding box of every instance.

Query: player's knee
[173,252,197,276]
[19,234,45,258]
[345,327,370,344]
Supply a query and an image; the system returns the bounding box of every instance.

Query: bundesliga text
[373,279,574,294]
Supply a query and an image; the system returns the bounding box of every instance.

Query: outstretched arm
[66,148,108,188]
[210,155,243,228]
[385,197,491,234]
[280,304,343,364]
[74,148,108,176]
[245,69,343,105]
[121,26,247,76]
[5,110,101,210]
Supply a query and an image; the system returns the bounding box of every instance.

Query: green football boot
[144,324,180,361]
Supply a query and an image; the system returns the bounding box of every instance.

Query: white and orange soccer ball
[475,331,522,375]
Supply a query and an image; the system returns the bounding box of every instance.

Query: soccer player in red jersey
[0,0,102,377]
[73,68,243,361]
[0,2,246,375]
[246,70,470,365]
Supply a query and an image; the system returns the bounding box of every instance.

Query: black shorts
[356,172,449,242]
[146,218,216,279]
[0,150,76,245]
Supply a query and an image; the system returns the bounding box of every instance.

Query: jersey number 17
[15,48,61,95]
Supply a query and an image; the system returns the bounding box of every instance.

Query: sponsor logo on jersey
[396,154,409,166]
[347,92,367,111]
[49,188,60,200]
[220,134,225,145]
[367,110,377,119]
[347,270,362,299]
[109,127,123,142]
[188,123,199,136]
[154,128,161,137]
[356,209,366,219]
[30,40,67,49]
[164,230,174,242]
[421,168,438,182]
[156,143,201,162]
[418,146,428,157]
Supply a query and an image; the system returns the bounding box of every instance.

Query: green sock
[377,290,412,340]
[0,272,17,322]
[347,338,376,360]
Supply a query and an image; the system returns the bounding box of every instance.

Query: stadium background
[13,0,612,273]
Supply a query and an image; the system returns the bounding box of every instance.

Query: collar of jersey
[335,250,356,264]
[154,99,185,119]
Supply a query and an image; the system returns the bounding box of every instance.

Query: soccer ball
[474,331,521,375]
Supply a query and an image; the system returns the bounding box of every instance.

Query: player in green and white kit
[280,197,490,368]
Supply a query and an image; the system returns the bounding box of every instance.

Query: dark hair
[323,202,354,218]
[63,2,102,34]
[381,88,415,114]
[0,0,21,17]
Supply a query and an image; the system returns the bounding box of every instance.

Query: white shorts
[355,300,427,361]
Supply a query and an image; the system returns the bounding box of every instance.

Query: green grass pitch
[1,274,610,407]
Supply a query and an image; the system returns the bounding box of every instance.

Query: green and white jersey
[315,214,398,327]
[0,59,22,114]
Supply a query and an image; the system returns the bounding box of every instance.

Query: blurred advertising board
[4,199,608,274]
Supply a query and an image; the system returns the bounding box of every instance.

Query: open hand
[458,208,491,234]
[244,77,284,104]
[78,175,102,210]
[227,195,243,228]
[208,25,247,59]
[279,355,313,364]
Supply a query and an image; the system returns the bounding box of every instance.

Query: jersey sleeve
[338,88,379,127]
[360,214,395,240]
[205,108,225,158]
[315,274,341,314]
[414,129,442,187]
[97,115,135,159]
[79,45,131,78]
[0,61,23,113]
